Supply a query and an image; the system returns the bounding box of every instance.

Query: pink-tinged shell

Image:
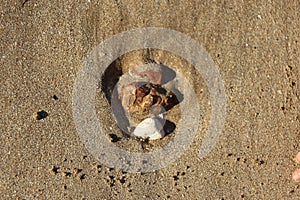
[293,168,300,182]
[295,152,300,164]
[132,69,163,85]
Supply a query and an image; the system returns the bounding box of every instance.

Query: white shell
[133,117,165,140]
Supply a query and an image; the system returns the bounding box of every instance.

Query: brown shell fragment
[127,83,178,124]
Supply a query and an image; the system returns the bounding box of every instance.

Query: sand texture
[1,0,300,199]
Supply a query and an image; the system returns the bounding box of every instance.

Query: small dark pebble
[50,166,59,175]
[108,167,114,172]
[33,110,48,120]
[79,174,86,180]
[63,171,72,177]
[53,95,58,100]
[109,133,121,142]
[119,177,126,184]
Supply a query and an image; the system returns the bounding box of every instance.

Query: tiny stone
[33,110,48,120]
[73,168,82,175]
[62,171,72,177]
[78,174,86,180]
[53,95,58,100]
[49,166,59,175]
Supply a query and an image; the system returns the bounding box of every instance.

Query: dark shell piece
[128,83,179,120]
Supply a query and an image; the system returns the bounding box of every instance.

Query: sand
[1,0,300,199]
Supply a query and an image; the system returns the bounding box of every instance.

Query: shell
[127,83,176,117]
[133,117,165,140]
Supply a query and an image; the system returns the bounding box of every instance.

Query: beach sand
[1,0,300,199]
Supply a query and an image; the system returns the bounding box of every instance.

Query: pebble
[33,110,48,120]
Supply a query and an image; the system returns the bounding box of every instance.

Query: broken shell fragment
[128,83,177,117]
[133,117,165,140]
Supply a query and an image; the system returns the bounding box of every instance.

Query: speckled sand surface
[1,1,300,199]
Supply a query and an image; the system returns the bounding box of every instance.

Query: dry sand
[1,0,300,199]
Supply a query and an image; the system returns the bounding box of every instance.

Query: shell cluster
[116,64,179,140]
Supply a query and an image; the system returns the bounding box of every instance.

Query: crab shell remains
[116,63,174,140]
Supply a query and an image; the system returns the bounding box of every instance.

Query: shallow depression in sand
[95,49,211,153]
